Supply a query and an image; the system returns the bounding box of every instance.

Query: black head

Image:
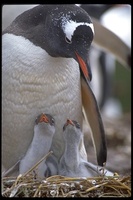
[3,5,94,81]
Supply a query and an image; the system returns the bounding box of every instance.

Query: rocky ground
[83,112,131,176]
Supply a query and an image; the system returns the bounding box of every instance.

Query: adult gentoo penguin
[59,119,113,177]
[19,113,57,178]
[2,5,107,174]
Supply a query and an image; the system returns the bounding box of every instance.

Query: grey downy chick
[59,119,113,177]
[19,113,58,178]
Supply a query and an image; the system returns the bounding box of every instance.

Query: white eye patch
[62,20,94,41]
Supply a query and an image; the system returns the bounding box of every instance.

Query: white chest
[2,34,82,168]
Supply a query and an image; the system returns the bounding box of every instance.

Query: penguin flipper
[81,77,107,166]
[83,160,114,177]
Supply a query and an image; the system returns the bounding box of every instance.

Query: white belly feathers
[2,33,82,169]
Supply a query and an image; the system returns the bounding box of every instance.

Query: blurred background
[2,4,131,175]
[80,4,131,175]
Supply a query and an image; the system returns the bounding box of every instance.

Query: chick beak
[66,119,74,126]
[75,52,92,81]
[39,114,49,123]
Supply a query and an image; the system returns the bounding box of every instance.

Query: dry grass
[2,173,131,197]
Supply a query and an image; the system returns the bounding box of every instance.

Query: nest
[2,173,131,197]
[2,151,131,197]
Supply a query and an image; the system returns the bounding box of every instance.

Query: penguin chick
[19,113,57,178]
[59,119,113,177]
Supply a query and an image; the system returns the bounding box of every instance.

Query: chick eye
[73,121,80,129]
[65,36,72,44]
[51,118,55,126]
[76,122,80,129]
[63,124,66,131]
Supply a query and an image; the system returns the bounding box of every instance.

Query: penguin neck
[28,125,54,157]
[3,33,78,73]
[64,140,80,168]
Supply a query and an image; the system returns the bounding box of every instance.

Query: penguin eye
[65,36,72,44]
[63,124,66,131]
[73,121,80,129]
[76,123,80,129]
[51,118,55,126]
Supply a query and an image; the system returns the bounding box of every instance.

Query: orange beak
[75,52,91,81]
[39,114,49,123]
[63,119,75,131]
[66,119,74,126]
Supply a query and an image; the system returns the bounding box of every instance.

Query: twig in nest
[23,151,53,177]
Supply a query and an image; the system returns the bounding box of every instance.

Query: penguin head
[63,119,83,143]
[34,113,55,136]
[3,5,94,81]
[44,5,94,81]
